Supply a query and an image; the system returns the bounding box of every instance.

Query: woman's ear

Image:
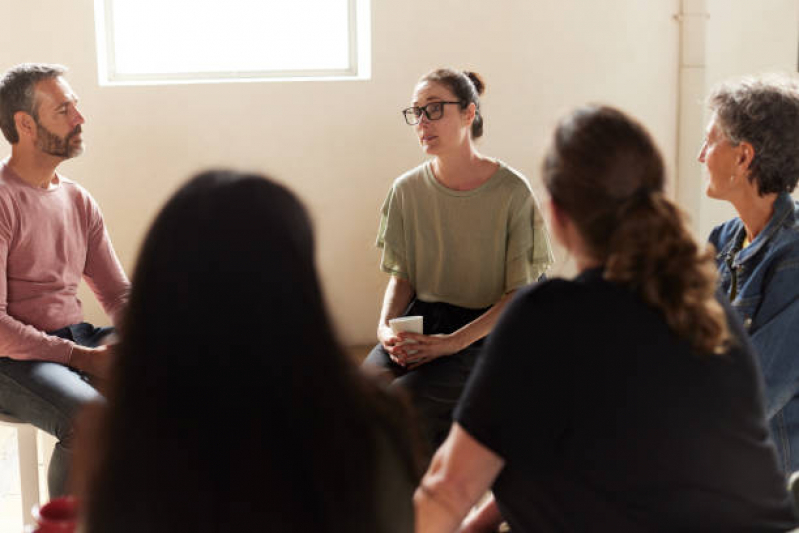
[463,102,476,126]
[736,141,755,174]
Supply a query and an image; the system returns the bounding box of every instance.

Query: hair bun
[464,71,485,96]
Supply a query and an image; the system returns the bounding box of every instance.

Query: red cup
[31,496,78,533]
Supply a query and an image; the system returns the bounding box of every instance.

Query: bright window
[93,0,370,84]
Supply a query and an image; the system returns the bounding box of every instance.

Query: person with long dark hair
[79,171,421,532]
[414,106,797,532]
[364,68,553,455]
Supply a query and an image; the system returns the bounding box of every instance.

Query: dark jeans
[0,322,114,497]
[363,300,488,458]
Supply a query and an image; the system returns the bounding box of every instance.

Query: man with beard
[0,64,129,497]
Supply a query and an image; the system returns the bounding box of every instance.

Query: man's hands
[69,344,117,380]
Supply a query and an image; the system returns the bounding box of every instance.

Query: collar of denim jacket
[730,191,796,268]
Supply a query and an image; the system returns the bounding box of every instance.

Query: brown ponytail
[605,192,728,354]
[544,105,728,355]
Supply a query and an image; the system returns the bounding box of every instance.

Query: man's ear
[13,111,36,141]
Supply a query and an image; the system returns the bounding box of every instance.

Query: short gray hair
[0,63,67,144]
[708,74,799,195]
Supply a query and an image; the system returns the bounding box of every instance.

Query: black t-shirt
[456,268,798,532]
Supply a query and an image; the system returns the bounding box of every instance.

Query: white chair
[0,413,41,526]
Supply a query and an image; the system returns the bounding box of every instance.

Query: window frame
[93,0,370,85]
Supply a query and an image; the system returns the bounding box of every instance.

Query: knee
[391,371,437,399]
[363,345,406,383]
[51,414,76,449]
[362,344,390,367]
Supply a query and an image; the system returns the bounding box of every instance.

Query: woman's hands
[377,276,416,366]
[378,323,406,365]
[377,281,517,371]
[400,332,464,369]
[385,331,464,369]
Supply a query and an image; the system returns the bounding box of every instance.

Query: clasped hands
[380,326,463,369]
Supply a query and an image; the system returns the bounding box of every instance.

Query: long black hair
[84,170,421,532]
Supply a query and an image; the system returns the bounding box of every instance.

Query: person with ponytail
[364,68,553,456]
[414,105,797,532]
[699,75,799,475]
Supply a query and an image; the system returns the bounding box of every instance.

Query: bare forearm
[415,483,466,533]
[449,291,515,351]
[415,425,504,533]
[393,291,518,365]
[415,450,476,533]
[377,276,415,332]
[460,495,503,533]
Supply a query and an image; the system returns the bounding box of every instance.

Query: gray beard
[34,122,83,159]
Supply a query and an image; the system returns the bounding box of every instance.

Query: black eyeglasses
[402,101,462,125]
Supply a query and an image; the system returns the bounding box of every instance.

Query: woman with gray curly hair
[698,74,799,475]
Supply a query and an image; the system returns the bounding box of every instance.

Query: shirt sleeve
[376,184,409,280]
[82,196,130,329]
[0,199,73,363]
[455,282,569,461]
[504,189,553,292]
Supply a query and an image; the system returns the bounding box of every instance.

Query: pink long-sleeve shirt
[0,161,130,363]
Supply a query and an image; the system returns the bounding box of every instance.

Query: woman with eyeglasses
[414,105,798,532]
[363,68,553,457]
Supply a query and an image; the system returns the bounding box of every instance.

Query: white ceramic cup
[389,315,423,355]
[388,315,423,335]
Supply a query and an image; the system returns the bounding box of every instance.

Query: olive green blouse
[377,161,553,309]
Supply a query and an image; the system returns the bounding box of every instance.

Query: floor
[347,344,372,364]
[0,425,53,532]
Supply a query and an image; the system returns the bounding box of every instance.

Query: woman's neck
[432,145,495,191]
[731,189,779,241]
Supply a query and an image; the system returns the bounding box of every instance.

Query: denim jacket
[709,192,799,474]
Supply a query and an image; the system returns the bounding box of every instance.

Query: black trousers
[363,299,489,458]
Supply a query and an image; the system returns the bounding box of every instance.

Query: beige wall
[693,0,799,239]
[0,0,735,345]
[673,0,799,249]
